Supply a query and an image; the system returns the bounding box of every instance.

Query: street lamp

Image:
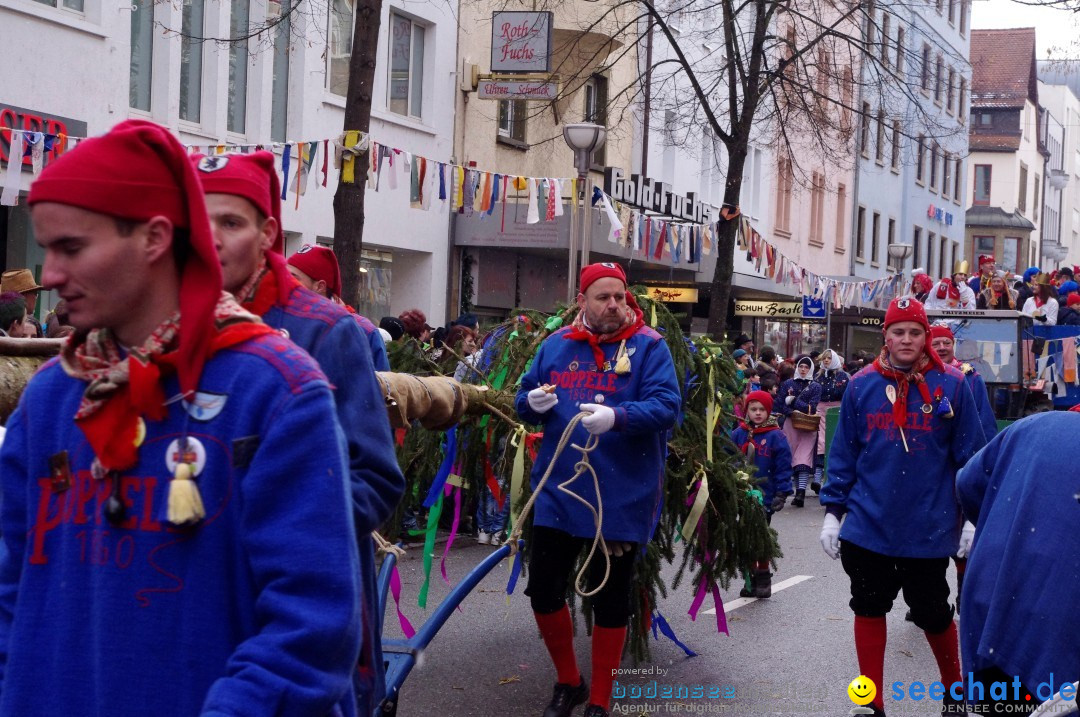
[562,123,607,303]
[887,243,914,293]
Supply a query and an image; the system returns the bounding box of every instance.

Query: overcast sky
[972,0,1080,58]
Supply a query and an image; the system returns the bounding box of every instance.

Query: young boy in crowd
[731,390,792,598]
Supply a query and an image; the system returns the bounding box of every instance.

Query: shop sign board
[603,167,719,224]
[0,103,87,166]
[478,80,558,100]
[734,300,804,317]
[646,286,699,303]
[491,12,553,73]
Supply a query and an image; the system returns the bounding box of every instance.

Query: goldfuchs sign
[490,12,553,73]
[646,286,699,303]
[603,167,719,224]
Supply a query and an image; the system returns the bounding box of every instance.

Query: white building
[1037,69,1080,269]
[0,0,457,322]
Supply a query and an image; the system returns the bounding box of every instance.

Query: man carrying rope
[515,262,681,717]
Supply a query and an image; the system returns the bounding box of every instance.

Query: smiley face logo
[847,675,877,706]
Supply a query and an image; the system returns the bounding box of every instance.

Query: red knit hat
[745,390,773,414]
[28,119,221,396]
[579,262,627,294]
[287,245,342,298]
[193,151,284,253]
[1068,293,1080,307]
[884,296,931,333]
[929,325,954,341]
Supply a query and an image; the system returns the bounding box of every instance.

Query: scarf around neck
[872,347,942,431]
[60,293,273,472]
[563,300,645,369]
[240,251,301,317]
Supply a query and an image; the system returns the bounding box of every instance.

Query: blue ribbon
[280,145,291,200]
[505,552,523,595]
[651,610,697,657]
[422,426,457,508]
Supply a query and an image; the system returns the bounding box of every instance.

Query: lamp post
[887,243,914,294]
[562,123,607,303]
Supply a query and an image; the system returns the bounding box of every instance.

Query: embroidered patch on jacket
[182,391,228,422]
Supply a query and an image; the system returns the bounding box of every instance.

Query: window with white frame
[328,0,354,96]
[497,100,527,144]
[227,0,250,133]
[33,0,83,12]
[180,0,205,123]
[388,12,425,119]
[584,75,609,166]
[270,0,292,142]
[130,0,155,111]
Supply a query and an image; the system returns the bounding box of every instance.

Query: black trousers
[525,525,638,629]
[839,540,954,633]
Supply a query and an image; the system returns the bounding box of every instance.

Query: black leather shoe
[542,679,587,717]
[791,489,805,508]
[583,706,609,717]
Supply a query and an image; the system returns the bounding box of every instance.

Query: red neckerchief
[60,294,273,472]
[1034,295,1046,308]
[563,297,645,369]
[738,418,780,454]
[241,251,301,317]
[872,346,943,431]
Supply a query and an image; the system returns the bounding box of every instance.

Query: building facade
[1036,73,1080,269]
[0,0,457,322]
[965,28,1046,275]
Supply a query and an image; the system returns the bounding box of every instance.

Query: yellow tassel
[614,340,631,375]
[168,462,205,526]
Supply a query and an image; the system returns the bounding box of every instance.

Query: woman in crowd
[1021,273,1059,326]
[778,355,822,507]
[811,350,849,493]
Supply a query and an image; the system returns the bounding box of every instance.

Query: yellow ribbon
[680,466,710,543]
[508,426,527,531]
[705,364,717,462]
[341,131,359,184]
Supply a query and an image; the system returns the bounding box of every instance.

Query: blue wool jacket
[957,413,1080,694]
[778,377,822,415]
[258,280,403,716]
[352,312,390,372]
[731,424,792,510]
[0,335,361,717]
[958,364,997,441]
[816,369,850,403]
[516,324,681,544]
[820,361,987,558]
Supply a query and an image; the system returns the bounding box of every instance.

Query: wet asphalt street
[382,492,961,717]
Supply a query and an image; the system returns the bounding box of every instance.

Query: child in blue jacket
[731,390,792,598]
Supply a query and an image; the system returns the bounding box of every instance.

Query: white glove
[526,386,558,414]
[956,521,976,559]
[820,513,841,560]
[579,403,616,435]
[785,395,795,405]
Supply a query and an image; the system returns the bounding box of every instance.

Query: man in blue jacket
[1,120,362,715]
[194,151,404,716]
[956,410,1080,713]
[820,296,987,716]
[516,262,680,717]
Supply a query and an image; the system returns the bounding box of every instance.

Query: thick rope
[507,412,611,597]
[372,530,406,557]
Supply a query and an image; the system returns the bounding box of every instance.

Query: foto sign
[646,286,699,303]
[491,11,553,73]
[478,80,558,100]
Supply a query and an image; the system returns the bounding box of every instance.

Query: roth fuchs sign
[490,12,553,74]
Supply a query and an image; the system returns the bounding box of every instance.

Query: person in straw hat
[0,268,44,337]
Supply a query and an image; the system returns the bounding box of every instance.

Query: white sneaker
[489,533,503,547]
[477,531,491,545]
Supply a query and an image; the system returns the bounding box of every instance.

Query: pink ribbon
[440,481,463,591]
[389,564,416,638]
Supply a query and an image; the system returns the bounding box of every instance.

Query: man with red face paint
[820,296,987,717]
